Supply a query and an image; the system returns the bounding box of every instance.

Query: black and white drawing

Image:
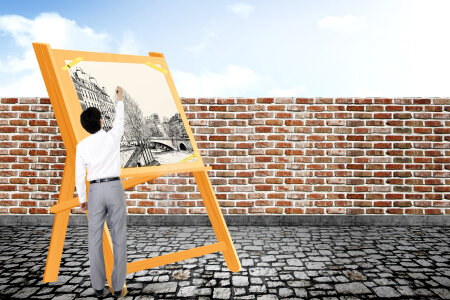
[67,60,195,168]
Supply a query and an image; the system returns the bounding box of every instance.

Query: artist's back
[80,101,124,181]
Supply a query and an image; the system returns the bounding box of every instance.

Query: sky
[1,0,450,97]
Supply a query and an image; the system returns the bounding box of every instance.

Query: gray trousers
[87,179,127,291]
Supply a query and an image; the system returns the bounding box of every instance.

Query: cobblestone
[0,225,449,299]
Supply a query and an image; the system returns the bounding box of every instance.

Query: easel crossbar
[127,242,225,274]
[49,165,212,214]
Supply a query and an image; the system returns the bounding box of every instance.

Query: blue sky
[1,0,450,97]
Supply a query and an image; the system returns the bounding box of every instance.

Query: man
[75,86,127,298]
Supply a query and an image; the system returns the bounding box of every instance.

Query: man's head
[80,107,103,134]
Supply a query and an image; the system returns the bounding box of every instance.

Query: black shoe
[113,286,128,298]
[94,288,104,297]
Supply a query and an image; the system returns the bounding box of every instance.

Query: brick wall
[0,97,449,216]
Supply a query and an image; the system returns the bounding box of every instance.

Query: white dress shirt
[75,101,124,204]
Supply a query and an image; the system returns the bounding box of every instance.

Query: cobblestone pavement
[0,225,449,299]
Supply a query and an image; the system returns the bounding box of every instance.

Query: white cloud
[117,31,142,55]
[227,3,254,18]
[172,65,263,97]
[317,14,367,34]
[202,27,218,39]
[0,12,111,60]
[267,86,305,97]
[4,49,37,73]
[173,65,307,97]
[185,18,218,54]
[343,0,450,97]
[0,69,47,97]
[394,0,450,97]
[0,12,120,96]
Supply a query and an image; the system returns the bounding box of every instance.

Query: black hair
[80,107,102,134]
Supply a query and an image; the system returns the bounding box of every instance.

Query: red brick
[256,200,273,206]
[0,127,17,133]
[166,208,186,214]
[306,208,325,214]
[405,208,424,215]
[10,207,27,214]
[237,201,254,207]
[0,112,18,118]
[137,201,156,206]
[228,105,247,112]
[266,120,284,126]
[236,98,255,104]
[285,208,304,214]
[236,113,254,119]
[19,200,37,206]
[12,105,29,111]
[248,207,265,214]
[209,106,226,111]
[257,98,274,104]
[128,207,146,214]
[147,208,166,214]
[29,208,48,214]
[265,207,283,214]
[347,208,365,214]
[386,208,404,214]
[189,208,207,214]
[327,207,345,214]
[255,127,272,133]
[1,98,18,104]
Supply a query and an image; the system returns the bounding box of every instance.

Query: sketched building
[69,67,116,131]
[165,113,188,138]
[162,113,191,151]
[145,114,166,137]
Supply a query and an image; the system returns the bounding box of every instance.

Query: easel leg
[43,158,75,282]
[193,170,241,272]
[43,211,70,282]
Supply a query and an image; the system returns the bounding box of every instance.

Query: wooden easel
[32,43,241,293]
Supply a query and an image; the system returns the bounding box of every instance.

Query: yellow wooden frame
[32,43,241,292]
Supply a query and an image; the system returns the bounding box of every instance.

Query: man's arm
[75,145,87,204]
[108,100,124,144]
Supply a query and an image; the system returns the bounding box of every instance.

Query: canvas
[66,60,195,168]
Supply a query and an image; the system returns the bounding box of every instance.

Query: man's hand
[80,202,87,213]
[116,86,123,101]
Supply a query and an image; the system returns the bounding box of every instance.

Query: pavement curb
[0,214,448,226]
